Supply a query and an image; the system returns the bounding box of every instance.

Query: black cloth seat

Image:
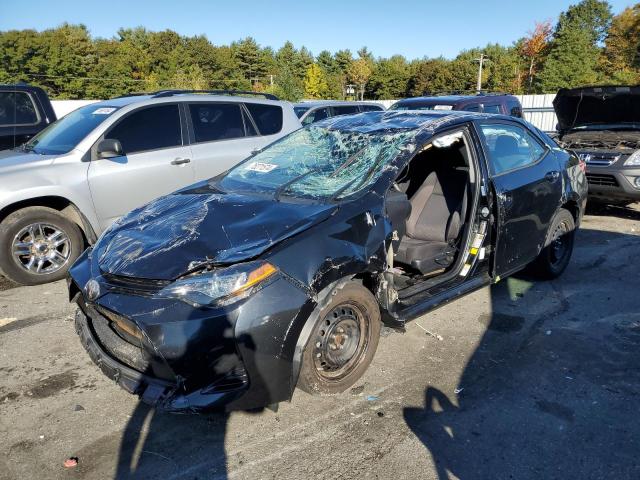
[395,168,468,274]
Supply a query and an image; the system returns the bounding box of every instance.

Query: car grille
[101,272,170,297]
[86,303,152,373]
[586,173,619,187]
[578,152,621,166]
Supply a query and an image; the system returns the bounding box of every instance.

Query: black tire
[297,281,381,395]
[528,208,575,280]
[0,207,84,286]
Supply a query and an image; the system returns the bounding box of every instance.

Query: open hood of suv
[95,184,337,280]
[553,85,640,132]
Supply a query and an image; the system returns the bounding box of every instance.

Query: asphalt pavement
[0,204,638,480]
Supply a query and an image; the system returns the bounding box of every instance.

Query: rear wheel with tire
[0,206,84,285]
[297,282,381,395]
[528,208,575,280]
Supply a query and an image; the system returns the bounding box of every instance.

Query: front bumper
[579,152,640,203]
[69,251,314,412]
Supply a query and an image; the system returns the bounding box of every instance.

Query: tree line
[0,0,638,101]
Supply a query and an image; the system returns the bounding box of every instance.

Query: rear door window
[0,91,39,126]
[478,123,547,175]
[106,104,182,154]
[332,105,360,116]
[189,103,246,143]
[462,104,480,112]
[507,100,523,118]
[245,103,283,135]
[361,105,383,112]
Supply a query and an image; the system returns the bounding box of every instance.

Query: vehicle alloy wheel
[298,282,381,394]
[0,206,84,285]
[12,223,72,275]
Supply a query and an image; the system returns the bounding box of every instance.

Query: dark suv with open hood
[554,85,640,205]
[69,110,586,413]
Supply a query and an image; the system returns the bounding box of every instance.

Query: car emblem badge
[85,279,101,301]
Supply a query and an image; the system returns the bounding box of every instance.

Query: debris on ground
[454,387,464,394]
[74,404,85,412]
[63,457,78,468]
[377,411,385,417]
[351,384,366,395]
[366,395,380,402]
[415,322,444,341]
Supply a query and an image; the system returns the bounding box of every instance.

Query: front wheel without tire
[528,208,575,280]
[297,281,381,395]
[0,207,84,286]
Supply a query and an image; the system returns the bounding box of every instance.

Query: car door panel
[477,121,562,275]
[88,104,195,230]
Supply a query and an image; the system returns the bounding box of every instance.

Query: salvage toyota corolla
[68,111,587,412]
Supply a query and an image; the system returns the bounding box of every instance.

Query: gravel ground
[0,204,638,480]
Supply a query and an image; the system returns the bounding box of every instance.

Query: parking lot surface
[0,205,638,480]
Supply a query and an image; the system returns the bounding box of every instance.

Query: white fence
[53,95,559,132]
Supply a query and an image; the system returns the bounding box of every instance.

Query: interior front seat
[395,167,469,274]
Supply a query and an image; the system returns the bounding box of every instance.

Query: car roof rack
[420,90,511,97]
[150,89,279,100]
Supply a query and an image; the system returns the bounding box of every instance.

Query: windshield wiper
[273,167,323,202]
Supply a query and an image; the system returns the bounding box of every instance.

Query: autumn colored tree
[347,58,372,100]
[303,63,329,99]
[601,4,640,83]
[521,21,553,92]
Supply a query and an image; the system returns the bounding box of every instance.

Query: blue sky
[0,0,634,59]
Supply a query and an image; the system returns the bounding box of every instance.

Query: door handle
[171,158,191,165]
[545,171,560,182]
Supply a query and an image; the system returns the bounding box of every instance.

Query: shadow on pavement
[403,227,640,479]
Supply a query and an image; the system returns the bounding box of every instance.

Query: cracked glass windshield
[218,125,413,201]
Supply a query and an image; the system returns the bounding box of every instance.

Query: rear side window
[462,104,480,112]
[507,101,523,118]
[106,105,182,154]
[332,105,360,116]
[189,103,246,142]
[245,103,283,135]
[0,91,39,126]
[479,123,547,175]
[483,104,501,114]
[361,105,383,112]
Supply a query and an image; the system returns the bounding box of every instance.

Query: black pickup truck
[0,84,57,151]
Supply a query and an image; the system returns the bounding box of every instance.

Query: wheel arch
[0,196,97,246]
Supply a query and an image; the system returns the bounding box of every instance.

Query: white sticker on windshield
[93,107,116,115]
[433,105,453,110]
[246,162,277,173]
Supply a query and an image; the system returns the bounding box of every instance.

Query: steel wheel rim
[550,221,570,266]
[11,223,71,275]
[313,302,370,380]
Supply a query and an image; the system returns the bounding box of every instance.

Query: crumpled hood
[95,185,338,280]
[554,85,640,132]
[0,149,57,170]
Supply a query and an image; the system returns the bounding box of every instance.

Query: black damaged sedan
[69,111,587,412]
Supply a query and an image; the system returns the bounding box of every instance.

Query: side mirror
[97,139,123,159]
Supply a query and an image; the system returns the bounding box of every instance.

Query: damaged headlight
[624,150,640,166]
[156,261,278,307]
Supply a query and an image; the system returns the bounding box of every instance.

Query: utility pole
[473,53,489,93]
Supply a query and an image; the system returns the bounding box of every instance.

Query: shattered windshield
[218,125,413,201]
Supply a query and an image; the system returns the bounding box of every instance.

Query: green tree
[347,58,372,100]
[367,55,409,99]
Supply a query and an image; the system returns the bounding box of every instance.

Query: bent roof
[315,110,475,133]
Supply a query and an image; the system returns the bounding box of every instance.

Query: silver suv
[0,90,301,285]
